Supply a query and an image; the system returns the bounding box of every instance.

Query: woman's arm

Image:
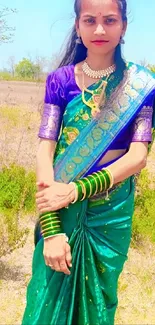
[36,139,56,186]
[107,141,148,183]
[36,141,148,212]
[36,138,72,275]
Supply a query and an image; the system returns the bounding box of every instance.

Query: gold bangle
[89,174,98,195]
[70,182,78,204]
[98,171,107,191]
[104,168,114,189]
[78,180,87,201]
[93,172,103,192]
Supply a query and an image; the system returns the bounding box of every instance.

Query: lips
[91,40,109,45]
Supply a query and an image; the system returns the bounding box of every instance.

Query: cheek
[80,25,93,42]
[108,26,122,42]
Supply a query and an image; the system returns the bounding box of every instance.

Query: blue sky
[0,0,155,69]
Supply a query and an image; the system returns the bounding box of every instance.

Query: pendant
[82,79,108,118]
[91,80,107,117]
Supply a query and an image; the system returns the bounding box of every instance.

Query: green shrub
[0,164,36,257]
[132,170,155,245]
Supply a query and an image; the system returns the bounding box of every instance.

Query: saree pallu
[22,178,135,325]
[22,63,155,325]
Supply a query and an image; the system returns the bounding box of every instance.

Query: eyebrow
[82,13,118,18]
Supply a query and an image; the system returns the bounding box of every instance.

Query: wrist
[44,233,69,242]
[68,182,76,202]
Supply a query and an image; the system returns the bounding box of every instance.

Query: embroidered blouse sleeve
[131,105,153,142]
[38,71,66,141]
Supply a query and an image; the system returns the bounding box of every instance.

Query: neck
[86,51,115,70]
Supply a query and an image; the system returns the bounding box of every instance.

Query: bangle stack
[39,211,63,240]
[70,168,114,203]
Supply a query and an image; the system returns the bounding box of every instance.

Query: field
[0,80,155,324]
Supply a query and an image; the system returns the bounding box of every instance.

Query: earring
[76,34,82,44]
[120,36,125,44]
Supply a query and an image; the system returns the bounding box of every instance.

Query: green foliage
[0,164,36,257]
[0,71,13,80]
[15,58,41,80]
[132,170,155,245]
[0,164,36,212]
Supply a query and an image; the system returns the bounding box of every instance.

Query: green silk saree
[22,63,155,325]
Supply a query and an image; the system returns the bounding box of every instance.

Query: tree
[7,56,16,77]
[0,6,17,44]
[15,58,41,80]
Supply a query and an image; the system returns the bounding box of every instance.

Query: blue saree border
[54,63,155,183]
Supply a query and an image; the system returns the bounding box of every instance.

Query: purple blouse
[38,65,153,148]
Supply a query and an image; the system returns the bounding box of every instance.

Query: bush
[0,164,36,257]
[132,170,155,245]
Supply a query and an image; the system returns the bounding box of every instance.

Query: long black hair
[58,0,127,72]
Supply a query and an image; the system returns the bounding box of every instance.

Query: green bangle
[82,177,93,197]
[78,180,87,201]
[41,221,61,232]
[93,172,103,192]
[43,230,62,238]
[39,213,59,223]
[80,178,91,197]
[100,170,110,189]
[103,168,114,189]
[88,175,98,195]
[74,181,84,201]
[97,171,107,191]
[41,225,62,236]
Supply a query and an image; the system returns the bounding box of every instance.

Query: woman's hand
[36,181,75,213]
[44,235,72,275]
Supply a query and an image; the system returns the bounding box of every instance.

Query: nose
[94,24,106,35]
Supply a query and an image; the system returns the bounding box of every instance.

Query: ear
[75,19,80,34]
[122,20,127,37]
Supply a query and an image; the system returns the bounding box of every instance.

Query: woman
[22,0,155,324]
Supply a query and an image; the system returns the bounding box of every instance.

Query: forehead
[80,0,120,16]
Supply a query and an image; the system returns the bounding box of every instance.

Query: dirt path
[0,80,44,111]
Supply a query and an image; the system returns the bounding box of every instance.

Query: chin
[90,48,113,56]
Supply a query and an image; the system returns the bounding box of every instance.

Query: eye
[84,17,95,24]
[105,18,117,25]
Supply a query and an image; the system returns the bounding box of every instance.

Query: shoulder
[47,65,74,85]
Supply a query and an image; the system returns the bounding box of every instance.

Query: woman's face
[76,0,127,56]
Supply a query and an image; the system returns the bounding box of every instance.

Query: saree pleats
[22,177,135,325]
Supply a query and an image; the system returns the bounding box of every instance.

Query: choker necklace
[82,60,116,79]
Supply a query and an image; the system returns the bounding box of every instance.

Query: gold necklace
[82,73,110,117]
[82,61,116,79]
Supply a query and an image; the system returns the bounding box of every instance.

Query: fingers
[58,258,71,275]
[36,191,45,199]
[38,206,55,213]
[48,257,71,275]
[65,244,72,268]
[44,240,72,275]
[37,200,70,213]
[36,197,47,205]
